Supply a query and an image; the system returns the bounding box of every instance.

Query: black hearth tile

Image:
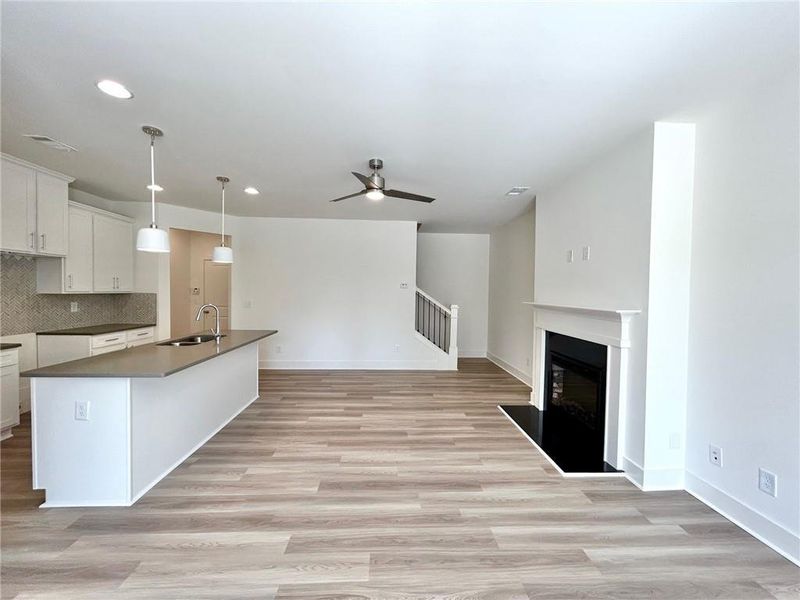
[500,404,622,475]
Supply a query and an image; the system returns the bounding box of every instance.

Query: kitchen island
[22,329,277,507]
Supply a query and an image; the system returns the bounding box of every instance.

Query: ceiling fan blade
[329,190,367,202]
[351,171,376,188]
[384,189,435,203]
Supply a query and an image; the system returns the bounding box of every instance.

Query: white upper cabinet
[0,155,73,256]
[1,159,36,253]
[36,202,134,294]
[35,172,69,256]
[93,213,133,292]
[64,205,93,292]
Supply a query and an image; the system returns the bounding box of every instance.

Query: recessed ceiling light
[243,187,260,195]
[505,186,530,196]
[96,79,134,99]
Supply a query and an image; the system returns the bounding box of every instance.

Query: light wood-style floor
[2,359,798,599]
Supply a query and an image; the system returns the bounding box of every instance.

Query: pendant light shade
[212,245,233,263]
[213,176,233,264]
[137,225,170,253]
[136,126,170,253]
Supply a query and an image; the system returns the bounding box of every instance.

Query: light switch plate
[566,250,574,263]
[582,246,591,261]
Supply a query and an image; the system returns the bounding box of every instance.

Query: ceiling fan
[330,158,435,203]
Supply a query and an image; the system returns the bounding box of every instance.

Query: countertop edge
[21,330,277,379]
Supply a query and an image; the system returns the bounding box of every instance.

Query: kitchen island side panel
[129,342,259,501]
[32,377,131,507]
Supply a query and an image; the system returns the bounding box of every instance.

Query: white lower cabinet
[1,348,21,441]
[37,327,155,367]
[91,343,127,356]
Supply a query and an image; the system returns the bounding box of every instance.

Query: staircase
[415,288,458,370]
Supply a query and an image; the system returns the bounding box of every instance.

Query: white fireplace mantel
[524,302,641,470]
[523,302,640,349]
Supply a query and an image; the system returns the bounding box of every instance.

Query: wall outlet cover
[582,245,591,261]
[74,400,90,421]
[709,444,722,467]
[70,301,78,313]
[758,468,777,497]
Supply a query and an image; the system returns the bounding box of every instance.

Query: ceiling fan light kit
[330,158,435,204]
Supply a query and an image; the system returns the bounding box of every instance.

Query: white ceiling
[2,2,797,232]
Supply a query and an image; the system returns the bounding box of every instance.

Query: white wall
[685,76,799,563]
[487,208,535,385]
[71,193,447,369]
[234,217,444,368]
[416,233,489,357]
[534,128,655,473]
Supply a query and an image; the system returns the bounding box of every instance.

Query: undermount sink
[157,334,226,347]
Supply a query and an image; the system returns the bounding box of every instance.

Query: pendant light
[136,126,170,253]
[212,176,233,263]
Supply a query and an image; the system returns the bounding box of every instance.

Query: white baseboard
[622,456,644,489]
[486,352,532,387]
[458,349,487,358]
[641,466,685,491]
[685,471,800,566]
[260,358,445,370]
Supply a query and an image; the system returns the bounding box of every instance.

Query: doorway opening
[169,228,231,338]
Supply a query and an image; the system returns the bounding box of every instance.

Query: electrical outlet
[709,444,722,467]
[276,345,282,354]
[394,344,400,353]
[566,249,574,263]
[759,468,777,497]
[70,301,78,313]
[582,245,591,261]
[400,282,408,289]
[243,300,252,309]
[74,400,90,421]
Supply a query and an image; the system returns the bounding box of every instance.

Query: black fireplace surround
[501,331,619,473]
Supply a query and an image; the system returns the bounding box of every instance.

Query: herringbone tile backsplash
[0,254,157,336]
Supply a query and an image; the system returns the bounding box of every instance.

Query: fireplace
[541,332,607,471]
[501,328,619,474]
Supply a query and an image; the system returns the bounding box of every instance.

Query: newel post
[449,305,459,356]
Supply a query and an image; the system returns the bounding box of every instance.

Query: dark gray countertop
[22,330,277,379]
[37,323,157,336]
[0,343,22,350]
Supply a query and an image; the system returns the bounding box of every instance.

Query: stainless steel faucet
[196,303,222,342]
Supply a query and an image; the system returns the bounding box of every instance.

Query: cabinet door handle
[40,233,46,250]
[68,274,73,289]
[29,232,35,249]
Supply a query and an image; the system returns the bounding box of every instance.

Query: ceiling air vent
[505,186,530,196]
[23,134,77,152]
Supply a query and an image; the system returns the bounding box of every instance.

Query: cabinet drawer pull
[105,337,120,342]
